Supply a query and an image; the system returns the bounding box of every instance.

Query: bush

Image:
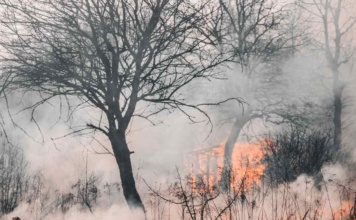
[262,127,333,185]
[0,140,28,215]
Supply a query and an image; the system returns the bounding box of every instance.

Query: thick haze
[0,0,355,219]
[2,49,354,187]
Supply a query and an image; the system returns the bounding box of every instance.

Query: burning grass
[175,130,355,220]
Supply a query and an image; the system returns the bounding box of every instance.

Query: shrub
[262,127,333,185]
[0,140,28,215]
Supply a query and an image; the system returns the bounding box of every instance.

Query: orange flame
[186,141,265,192]
[334,200,354,220]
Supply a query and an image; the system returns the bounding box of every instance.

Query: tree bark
[109,130,144,211]
[220,115,251,190]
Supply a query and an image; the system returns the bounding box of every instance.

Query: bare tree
[299,0,356,151]
[208,0,304,188]
[0,0,235,210]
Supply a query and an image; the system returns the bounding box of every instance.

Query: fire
[186,141,265,192]
[334,200,354,220]
[230,142,265,191]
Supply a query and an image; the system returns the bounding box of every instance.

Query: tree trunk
[332,73,343,151]
[109,131,145,211]
[220,115,251,190]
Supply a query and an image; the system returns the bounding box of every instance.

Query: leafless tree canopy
[0,0,229,125]
[0,0,236,210]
